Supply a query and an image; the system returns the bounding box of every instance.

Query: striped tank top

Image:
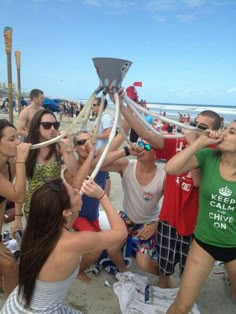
[0,267,81,313]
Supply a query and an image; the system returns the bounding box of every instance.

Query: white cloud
[213,0,236,6]
[82,0,136,9]
[82,0,102,6]
[226,87,236,94]
[145,0,177,12]
[182,0,206,8]
[176,14,196,22]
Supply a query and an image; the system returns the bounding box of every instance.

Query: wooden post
[15,50,22,114]
[4,26,14,124]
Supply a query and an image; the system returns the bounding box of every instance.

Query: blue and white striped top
[0,267,81,313]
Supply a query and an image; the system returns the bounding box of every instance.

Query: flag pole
[4,26,14,124]
[15,50,22,114]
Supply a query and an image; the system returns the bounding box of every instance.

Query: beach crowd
[0,87,235,313]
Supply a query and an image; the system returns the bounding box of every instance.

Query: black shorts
[156,220,193,276]
[194,237,236,263]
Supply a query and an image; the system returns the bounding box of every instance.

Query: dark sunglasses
[75,138,90,146]
[138,141,154,151]
[93,104,99,107]
[48,181,63,192]
[40,122,60,130]
[190,120,208,131]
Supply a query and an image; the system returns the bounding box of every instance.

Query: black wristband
[123,146,130,156]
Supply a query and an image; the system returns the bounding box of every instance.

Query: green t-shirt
[195,148,236,248]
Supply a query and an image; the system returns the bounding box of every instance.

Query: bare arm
[0,143,31,203]
[72,141,96,189]
[165,131,222,175]
[98,145,143,170]
[165,141,201,175]
[120,102,164,149]
[96,127,111,140]
[60,137,78,175]
[10,202,24,237]
[108,117,130,151]
[71,179,127,254]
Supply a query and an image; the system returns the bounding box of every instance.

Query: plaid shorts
[119,211,157,260]
[156,220,193,276]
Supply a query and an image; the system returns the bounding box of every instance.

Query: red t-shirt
[156,137,199,236]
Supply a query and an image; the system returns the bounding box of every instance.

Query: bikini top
[0,161,12,203]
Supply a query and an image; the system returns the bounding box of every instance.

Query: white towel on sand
[113,272,200,314]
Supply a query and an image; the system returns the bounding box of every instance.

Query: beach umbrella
[43,98,60,112]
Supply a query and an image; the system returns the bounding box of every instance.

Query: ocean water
[147,102,235,124]
[109,101,235,124]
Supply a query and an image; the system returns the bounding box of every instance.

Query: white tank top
[122,160,165,224]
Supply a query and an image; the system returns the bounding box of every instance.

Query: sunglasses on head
[138,141,154,151]
[190,120,208,131]
[75,138,90,146]
[40,122,60,130]
[48,181,63,192]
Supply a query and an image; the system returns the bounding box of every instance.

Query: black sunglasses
[48,181,63,192]
[75,138,90,146]
[138,141,154,151]
[190,120,208,131]
[93,104,99,107]
[40,122,60,130]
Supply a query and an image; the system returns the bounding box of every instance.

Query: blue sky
[0,0,235,106]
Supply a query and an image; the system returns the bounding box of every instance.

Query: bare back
[17,105,44,137]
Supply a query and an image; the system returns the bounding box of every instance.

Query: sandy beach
[0,110,235,313]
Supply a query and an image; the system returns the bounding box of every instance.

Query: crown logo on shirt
[219,186,232,197]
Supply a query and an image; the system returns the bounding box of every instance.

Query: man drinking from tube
[117,90,221,287]
[155,111,221,288]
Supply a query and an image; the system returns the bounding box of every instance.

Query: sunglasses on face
[190,120,208,131]
[93,103,99,107]
[75,138,90,146]
[40,122,60,130]
[137,141,154,151]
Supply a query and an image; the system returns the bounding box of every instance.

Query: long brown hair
[18,177,71,308]
[25,109,61,178]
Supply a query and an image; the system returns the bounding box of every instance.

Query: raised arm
[0,143,31,203]
[120,101,164,149]
[165,131,222,175]
[73,178,127,254]
[60,136,78,175]
[72,140,96,189]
